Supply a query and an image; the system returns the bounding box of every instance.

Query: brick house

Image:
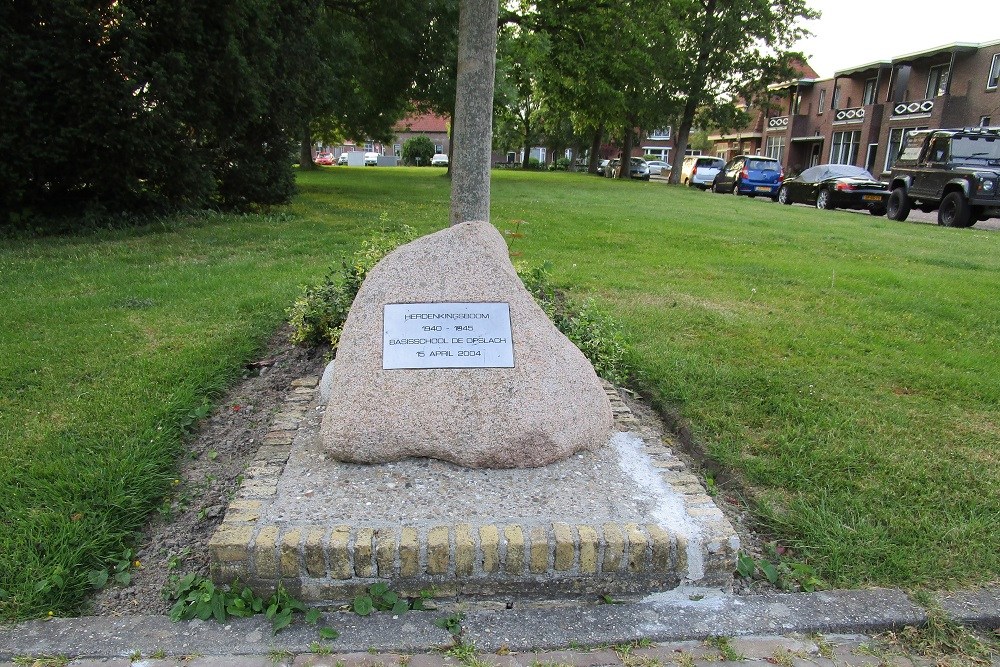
[709,39,1000,177]
[392,113,450,159]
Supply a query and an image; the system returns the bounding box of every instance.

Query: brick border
[209,378,738,601]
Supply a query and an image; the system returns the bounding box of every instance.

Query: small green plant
[267,647,294,663]
[434,611,465,637]
[163,575,334,636]
[879,596,1000,665]
[87,548,140,589]
[705,635,744,662]
[129,649,142,661]
[150,649,167,659]
[13,656,69,667]
[352,582,428,616]
[445,640,486,666]
[734,547,824,592]
[310,641,334,655]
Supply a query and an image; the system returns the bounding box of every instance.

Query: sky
[793,0,1000,80]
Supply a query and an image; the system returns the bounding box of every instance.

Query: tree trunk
[299,128,316,171]
[588,124,604,174]
[670,0,716,184]
[450,0,499,226]
[617,121,635,179]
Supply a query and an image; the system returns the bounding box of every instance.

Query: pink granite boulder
[319,220,613,468]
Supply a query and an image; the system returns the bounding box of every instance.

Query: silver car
[681,156,725,189]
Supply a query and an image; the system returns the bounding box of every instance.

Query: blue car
[711,155,783,200]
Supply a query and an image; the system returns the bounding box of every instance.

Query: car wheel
[938,191,974,227]
[778,185,791,205]
[732,181,741,196]
[712,180,723,193]
[886,187,911,221]
[816,189,834,210]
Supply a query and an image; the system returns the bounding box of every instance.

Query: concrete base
[208,377,739,602]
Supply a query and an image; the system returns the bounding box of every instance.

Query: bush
[402,136,436,166]
[290,232,632,385]
[553,158,571,171]
[287,218,417,349]
[527,157,541,170]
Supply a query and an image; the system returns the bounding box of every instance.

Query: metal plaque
[382,302,514,369]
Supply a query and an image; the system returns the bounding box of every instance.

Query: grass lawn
[2,167,998,620]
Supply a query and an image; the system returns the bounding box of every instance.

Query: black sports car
[777,164,889,215]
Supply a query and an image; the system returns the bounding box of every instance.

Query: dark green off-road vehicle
[886,127,1000,227]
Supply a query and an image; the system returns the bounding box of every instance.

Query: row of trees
[0,0,459,226]
[492,0,817,181]
[1,0,816,225]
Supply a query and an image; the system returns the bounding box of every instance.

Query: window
[435,144,443,153]
[643,147,669,161]
[829,130,861,164]
[818,88,826,114]
[926,64,949,98]
[988,54,1000,90]
[884,126,928,171]
[393,144,401,157]
[765,135,785,162]
[364,141,374,151]
[792,92,802,115]
[649,127,671,139]
[832,85,841,110]
[863,78,877,106]
[982,116,992,127]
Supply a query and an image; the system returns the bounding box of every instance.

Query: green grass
[2,167,998,620]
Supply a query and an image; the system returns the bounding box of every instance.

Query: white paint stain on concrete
[611,431,705,581]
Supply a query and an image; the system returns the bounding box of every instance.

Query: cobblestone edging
[208,378,739,601]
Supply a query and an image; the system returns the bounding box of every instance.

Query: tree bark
[588,124,604,174]
[617,119,635,179]
[669,0,716,183]
[450,0,499,226]
[299,127,316,171]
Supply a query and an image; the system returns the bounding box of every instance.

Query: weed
[352,583,429,616]
[879,596,1000,665]
[87,548,140,590]
[434,611,465,637]
[767,651,793,667]
[734,548,824,592]
[129,649,142,661]
[13,657,69,667]
[268,647,294,663]
[673,652,694,667]
[809,634,834,659]
[445,641,488,667]
[150,648,167,659]
[163,575,333,636]
[705,636,744,661]
[309,641,333,655]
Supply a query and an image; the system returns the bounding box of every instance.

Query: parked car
[886,126,1000,227]
[314,152,334,166]
[777,164,889,214]
[431,153,449,166]
[712,155,783,199]
[597,159,611,176]
[364,151,380,166]
[645,160,671,176]
[337,153,349,165]
[680,156,725,189]
[605,157,650,181]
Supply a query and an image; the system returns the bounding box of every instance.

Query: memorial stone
[320,220,613,468]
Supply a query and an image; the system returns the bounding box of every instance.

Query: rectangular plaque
[382,302,514,369]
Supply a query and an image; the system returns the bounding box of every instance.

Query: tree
[403,136,436,166]
[450,0,499,225]
[665,0,817,182]
[0,0,307,225]
[494,26,548,168]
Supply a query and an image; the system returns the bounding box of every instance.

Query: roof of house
[395,113,449,133]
